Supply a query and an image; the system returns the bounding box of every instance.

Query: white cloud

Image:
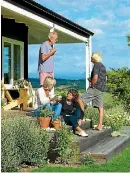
[76,18,108,28]
[92,29,104,35]
[75,18,107,35]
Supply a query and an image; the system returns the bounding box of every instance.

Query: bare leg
[78,119,82,126]
[97,107,104,129]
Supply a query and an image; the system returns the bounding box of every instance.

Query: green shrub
[14,117,50,165]
[84,99,130,131]
[56,125,80,164]
[107,68,130,109]
[84,107,99,125]
[1,117,50,172]
[1,120,20,172]
[104,105,130,131]
[80,155,96,165]
[103,93,120,110]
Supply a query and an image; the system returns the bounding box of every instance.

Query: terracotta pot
[52,120,61,129]
[38,117,51,128]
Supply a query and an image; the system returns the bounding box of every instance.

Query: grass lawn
[32,146,130,172]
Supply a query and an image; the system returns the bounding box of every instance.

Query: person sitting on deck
[60,89,88,137]
[34,76,62,118]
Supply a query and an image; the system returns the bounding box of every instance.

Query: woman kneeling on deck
[34,76,62,118]
[60,89,88,137]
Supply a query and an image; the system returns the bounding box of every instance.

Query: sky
[28,0,130,79]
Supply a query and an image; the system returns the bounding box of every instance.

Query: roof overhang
[1,0,94,44]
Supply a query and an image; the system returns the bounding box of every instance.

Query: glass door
[2,37,24,89]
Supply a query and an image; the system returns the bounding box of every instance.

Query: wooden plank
[80,135,130,162]
[80,153,106,159]
[1,88,5,99]
[76,128,112,152]
[1,82,13,102]
[3,99,23,111]
[19,88,32,110]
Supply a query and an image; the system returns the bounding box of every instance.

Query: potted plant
[52,118,61,129]
[38,107,53,129]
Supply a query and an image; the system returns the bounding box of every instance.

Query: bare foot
[96,125,103,130]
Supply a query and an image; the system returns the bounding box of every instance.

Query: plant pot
[38,117,51,128]
[52,120,61,129]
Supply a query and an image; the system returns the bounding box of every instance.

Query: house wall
[1,16,28,79]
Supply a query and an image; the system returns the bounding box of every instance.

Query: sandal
[93,127,103,131]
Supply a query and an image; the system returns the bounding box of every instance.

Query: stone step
[75,128,112,152]
[80,135,130,164]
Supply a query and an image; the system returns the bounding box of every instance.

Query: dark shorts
[81,87,104,108]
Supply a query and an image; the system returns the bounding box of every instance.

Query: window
[2,37,24,88]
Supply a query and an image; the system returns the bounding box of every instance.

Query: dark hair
[67,89,79,101]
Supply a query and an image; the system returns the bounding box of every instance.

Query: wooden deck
[1,108,34,119]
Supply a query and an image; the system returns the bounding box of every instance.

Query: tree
[107,68,130,109]
[127,34,130,46]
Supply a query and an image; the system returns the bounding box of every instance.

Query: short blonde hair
[48,32,58,40]
[92,52,102,62]
[43,76,56,88]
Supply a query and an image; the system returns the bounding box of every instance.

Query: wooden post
[1,87,5,99]
[85,42,89,91]
[19,88,28,110]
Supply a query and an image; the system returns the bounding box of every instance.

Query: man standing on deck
[81,52,106,130]
[38,32,58,87]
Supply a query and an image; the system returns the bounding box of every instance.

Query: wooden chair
[1,81,34,111]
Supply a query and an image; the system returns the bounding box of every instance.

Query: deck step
[76,128,112,152]
[80,120,93,130]
[67,120,92,131]
[80,135,130,164]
